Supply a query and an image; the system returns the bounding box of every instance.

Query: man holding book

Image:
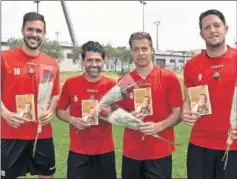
[117,32,183,179]
[182,9,237,178]
[1,12,60,179]
[56,41,117,179]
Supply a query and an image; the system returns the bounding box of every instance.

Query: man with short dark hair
[182,9,237,178]
[56,41,117,179]
[119,32,183,179]
[1,12,60,179]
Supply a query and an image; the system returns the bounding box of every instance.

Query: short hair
[25,102,32,106]
[129,32,153,49]
[199,9,226,30]
[144,96,150,103]
[199,94,207,101]
[144,96,150,99]
[81,41,105,60]
[22,12,46,31]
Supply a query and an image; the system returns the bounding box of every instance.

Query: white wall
[155,54,193,70]
[59,48,80,72]
[1,44,10,51]
[1,42,80,72]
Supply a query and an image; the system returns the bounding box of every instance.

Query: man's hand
[69,116,90,131]
[229,125,237,140]
[2,111,29,128]
[38,110,54,126]
[181,111,200,126]
[139,121,164,135]
[131,111,146,121]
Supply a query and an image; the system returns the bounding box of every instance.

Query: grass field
[27,70,191,178]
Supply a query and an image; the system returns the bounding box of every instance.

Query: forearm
[183,99,191,112]
[48,95,59,113]
[182,88,191,112]
[159,108,182,131]
[56,109,72,124]
[1,101,10,116]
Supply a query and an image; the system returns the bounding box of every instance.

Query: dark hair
[199,9,226,30]
[22,12,46,31]
[81,41,105,60]
[129,32,153,49]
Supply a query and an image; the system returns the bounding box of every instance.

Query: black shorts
[122,155,172,179]
[187,142,237,179]
[1,138,56,179]
[67,150,117,179]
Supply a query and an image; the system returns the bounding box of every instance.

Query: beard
[23,36,43,50]
[206,38,225,49]
[85,66,102,78]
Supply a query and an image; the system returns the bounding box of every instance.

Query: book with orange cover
[82,99,99,125]
[16,94,36,121]
[133,87,153,115]
[188,85,212,115]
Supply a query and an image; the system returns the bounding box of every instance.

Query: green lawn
[27,70,191,178]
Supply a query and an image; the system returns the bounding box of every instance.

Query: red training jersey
[184,46,237,150]
[119,66,183,160]
[1,47,60,140]
[57,74,116,155]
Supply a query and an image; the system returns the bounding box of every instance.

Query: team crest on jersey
[74,95,78,102]
[28,68,35,76]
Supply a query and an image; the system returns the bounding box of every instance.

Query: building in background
[1,40,199,72]
[154,50,196,70]
[1,40,80,72]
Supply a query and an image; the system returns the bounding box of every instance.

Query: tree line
[8,38,133,72]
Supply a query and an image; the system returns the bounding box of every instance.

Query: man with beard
[182,9,237,178]
[1,12,60,178]
[56,41,117,179]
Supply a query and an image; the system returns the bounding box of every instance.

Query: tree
[113,47,121,72]
[104,43,115,71]
[116,46,131,72]
[104,44,132,72]
[71,45,81,64]
[41,39,64,63]
[7,38,64,63]
[8,38,22,49]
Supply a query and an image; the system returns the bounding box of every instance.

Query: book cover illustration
[82,100,99,125]
[134,87,153,115]
[16,94,36,121]
[188,85,212,115]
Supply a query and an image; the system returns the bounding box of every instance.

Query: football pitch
[27,71,191,178]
